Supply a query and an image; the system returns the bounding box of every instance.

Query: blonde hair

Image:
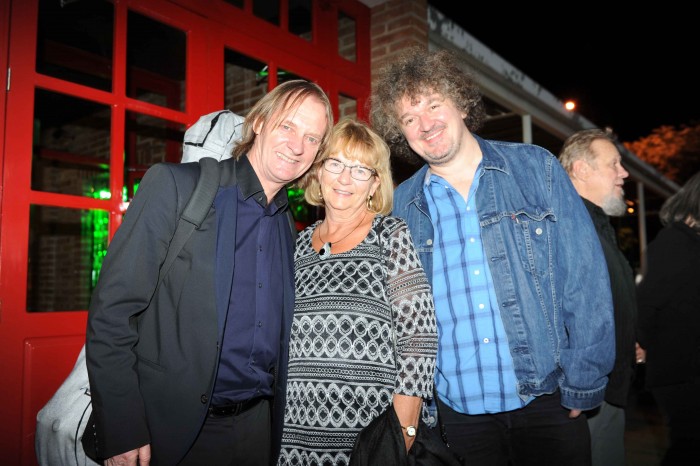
[297,117,394,215]
[232,79,334,161]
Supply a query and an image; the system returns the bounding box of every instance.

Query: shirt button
[483,337,490,344]
[258,283,262,288]
[469,237,475,243]
[535,227,543,235]
[478,303,485,309]
[426,239,433,246]
[474,269,480,275]
[258,321,262,327]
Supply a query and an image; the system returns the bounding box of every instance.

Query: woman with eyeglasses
[277,117,438,465]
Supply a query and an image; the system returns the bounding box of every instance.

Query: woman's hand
[393,393,421,452]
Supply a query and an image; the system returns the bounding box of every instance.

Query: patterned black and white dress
[278,215,438,466]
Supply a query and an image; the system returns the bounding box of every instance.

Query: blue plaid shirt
[425,167,529,414]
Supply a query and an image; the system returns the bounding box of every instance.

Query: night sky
[429,4,699,143]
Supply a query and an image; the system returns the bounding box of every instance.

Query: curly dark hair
[369,46,485,163]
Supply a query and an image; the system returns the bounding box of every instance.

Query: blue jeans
[438,391,591,466]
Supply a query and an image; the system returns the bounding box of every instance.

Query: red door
[0,0,370,463]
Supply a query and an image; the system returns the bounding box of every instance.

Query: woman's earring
[367,195,373,210]
[319,188,323,200]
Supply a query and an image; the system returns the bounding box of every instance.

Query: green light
[85,175,111,289]
[256,65,289,80]
[287,186,309,223]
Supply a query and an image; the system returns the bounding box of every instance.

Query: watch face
[406,425,416,437]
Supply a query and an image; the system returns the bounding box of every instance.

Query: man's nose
[418,115,433,132]
[287,134,303,155]
[619,164,629,179]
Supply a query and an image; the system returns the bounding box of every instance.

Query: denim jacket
[393,135,615,411]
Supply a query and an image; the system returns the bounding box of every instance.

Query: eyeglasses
[322,157,377,181]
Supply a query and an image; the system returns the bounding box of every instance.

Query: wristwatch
[401,424,417,437]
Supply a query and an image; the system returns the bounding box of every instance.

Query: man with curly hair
[370,47,615,465]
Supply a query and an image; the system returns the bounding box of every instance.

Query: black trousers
[438,391,591,466]
[179,398,271,466]
[652,382,700,466]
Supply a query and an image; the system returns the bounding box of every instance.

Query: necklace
[317,212,367,260]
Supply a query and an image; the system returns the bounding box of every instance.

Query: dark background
[429,4,699,143]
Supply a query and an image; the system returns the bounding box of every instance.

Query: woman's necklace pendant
[318,241,332,260]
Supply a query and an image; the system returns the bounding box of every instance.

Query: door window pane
[253,0,280,26]
[224,49,267,116]
[124,112,184,201]
[27,205,109,312]
[127,11,186,111]
[32,89,111,196]
[277,68,304,84]
[338,11,356,62]
[339,94,357,119]
[36,0,114,91]
[289,0,312,40]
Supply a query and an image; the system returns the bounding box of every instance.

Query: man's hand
[568,409,582,419]
[105,444,151,466]
[635,342,647,364]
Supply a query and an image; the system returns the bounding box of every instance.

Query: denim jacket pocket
[509,207,556,277]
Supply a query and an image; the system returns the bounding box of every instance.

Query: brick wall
[369,0,428,84]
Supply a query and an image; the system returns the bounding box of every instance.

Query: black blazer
[85,158,296,465]
[637,221,700,389]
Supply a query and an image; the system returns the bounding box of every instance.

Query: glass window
[123,112,184,201]
[36,0,114,91]
[338,11,356,62]
[127,11,186,111]
[253,0,280,26]
[32,89,111,197]
[224,49,268,116]
[223,0,244,8]
[289,0,312,40]
[27,205,109,312]
[339,94,357,119]
[277,68,304,84]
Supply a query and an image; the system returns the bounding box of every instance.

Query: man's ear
[572,159,589,182]
[252,117,263,135]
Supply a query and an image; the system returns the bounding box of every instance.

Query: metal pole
[636,180,647,280]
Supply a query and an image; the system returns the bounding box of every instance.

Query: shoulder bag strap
[157,157,221,289]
